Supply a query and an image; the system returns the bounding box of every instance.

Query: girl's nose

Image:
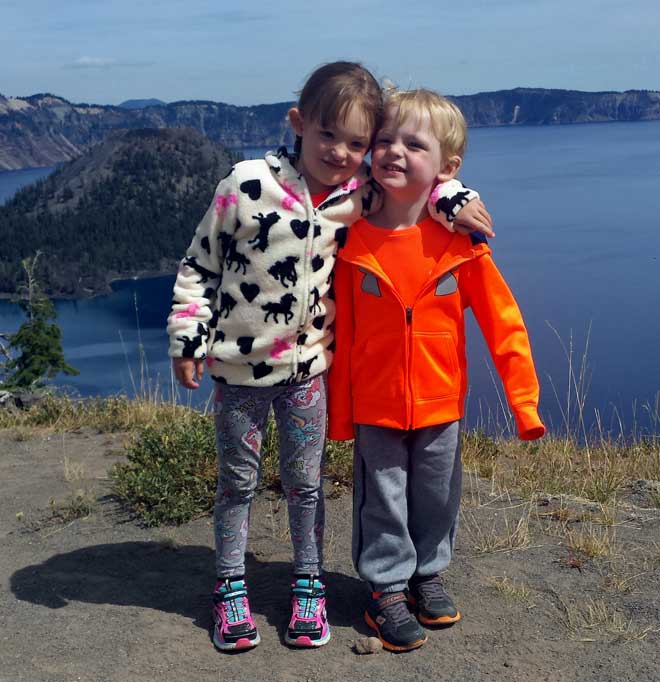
[330,143,348,161]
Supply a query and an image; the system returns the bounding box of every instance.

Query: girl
[167,61,491,652]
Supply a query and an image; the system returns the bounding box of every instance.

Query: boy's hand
[453,199,494,237]
[173,357,205,389]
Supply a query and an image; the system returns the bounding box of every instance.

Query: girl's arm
[166,169,239,369]
[429,180,494,237]
[363,176,493,237]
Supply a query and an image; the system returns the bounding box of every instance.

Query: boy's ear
[437,155,462,183]
[288,107,304,136]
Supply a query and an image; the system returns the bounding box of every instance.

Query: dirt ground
[1,428,659,682]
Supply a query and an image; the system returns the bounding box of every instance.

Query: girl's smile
[288,105,372,194]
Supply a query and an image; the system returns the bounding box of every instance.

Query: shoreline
[3,118,660,173]
[0,268,177,302]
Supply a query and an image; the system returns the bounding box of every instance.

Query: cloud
[66,57,153,70]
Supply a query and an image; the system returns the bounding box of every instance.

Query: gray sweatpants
[352,421,462,593]
[213,375,326,577]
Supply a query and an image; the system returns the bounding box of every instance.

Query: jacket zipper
[405,306,413,428]
[343,252,476,430]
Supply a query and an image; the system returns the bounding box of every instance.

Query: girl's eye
[351,141,366,150]
[375,137,391,145]
[320,130,334,139]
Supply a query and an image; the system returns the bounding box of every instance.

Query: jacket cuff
[513,403,546,440]
[428,181,480,230]
[327,419,355,441]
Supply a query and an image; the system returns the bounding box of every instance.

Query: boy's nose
[386,142,403,157]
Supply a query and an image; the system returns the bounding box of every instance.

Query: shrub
[112,409,217,525]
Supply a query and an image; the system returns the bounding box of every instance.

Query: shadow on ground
[10,542,366,642]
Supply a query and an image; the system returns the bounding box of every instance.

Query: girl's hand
[453,199,494,238]
[173,357,205,389]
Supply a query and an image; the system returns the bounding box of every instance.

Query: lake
[1,121,659,437]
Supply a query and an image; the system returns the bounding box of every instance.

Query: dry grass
[558,596,659,643]
[63,455,87,482]
[487,576,534,606]
[462,501,533,554]
[564,523,616,559]
[462,430,660,508]
[0,394,190,434]
[49,488,97,523]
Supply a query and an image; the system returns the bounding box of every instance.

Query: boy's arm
[166,170,239,362]
[327,259,357,441]
[462,254,545,440]
[428,180,494,237]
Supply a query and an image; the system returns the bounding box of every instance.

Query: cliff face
[0,94,294,171]
[453,88,660,126]
[1,88,659,171]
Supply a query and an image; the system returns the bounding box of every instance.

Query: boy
[327,89,545,652]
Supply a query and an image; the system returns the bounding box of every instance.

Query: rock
[352,636,383,655]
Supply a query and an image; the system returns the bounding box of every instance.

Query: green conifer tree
[3,252,78,390]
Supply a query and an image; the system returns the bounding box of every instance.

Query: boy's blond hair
[384,88,467,158]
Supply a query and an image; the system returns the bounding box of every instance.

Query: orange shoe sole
[364,611,427,652]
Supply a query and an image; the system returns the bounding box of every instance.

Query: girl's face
[288,105,372,194]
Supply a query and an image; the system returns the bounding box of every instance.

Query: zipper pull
[406,307,413,324]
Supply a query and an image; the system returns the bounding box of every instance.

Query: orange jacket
[327,218,545,441]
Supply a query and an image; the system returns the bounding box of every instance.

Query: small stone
[352,636,383,654]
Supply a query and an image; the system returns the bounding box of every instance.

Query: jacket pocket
[411,332,460,400]
[350,334,402,401]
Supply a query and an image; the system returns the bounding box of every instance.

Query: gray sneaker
[407,574,461,626]
[364,591,427,652]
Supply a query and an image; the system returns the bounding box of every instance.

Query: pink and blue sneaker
[285,575,331,647]
[212,577,260,651]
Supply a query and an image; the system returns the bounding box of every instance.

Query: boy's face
[371,106,459,202]
[288,105,372,194]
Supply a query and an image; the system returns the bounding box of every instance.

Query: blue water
[0,166,56,204]
[1,121,659,436]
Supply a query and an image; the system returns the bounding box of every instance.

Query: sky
[1,0,659,107]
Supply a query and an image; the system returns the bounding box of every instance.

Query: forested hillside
[0,128,235,296]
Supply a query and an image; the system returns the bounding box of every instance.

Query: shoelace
[292,580,324,618]
[380,597,414,627]
[416,577,447,601]
[293,594,319,618]
[217,582,249,624]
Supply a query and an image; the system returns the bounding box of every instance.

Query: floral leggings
[213,374,327,578]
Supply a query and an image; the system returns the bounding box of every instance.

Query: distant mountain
[0,127,235,296]
[119,98,168,109]
[1,88,659,171]
[0,93,292,171]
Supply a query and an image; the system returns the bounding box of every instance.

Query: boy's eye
[408,140,426,149]
[320,130,334,139]
[351,141,367,150]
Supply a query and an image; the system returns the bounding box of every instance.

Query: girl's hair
[296,61,384,138]
[384,88,467,158]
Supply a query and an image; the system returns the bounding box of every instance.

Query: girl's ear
[437,155,462,183]
[288,107,304,136]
